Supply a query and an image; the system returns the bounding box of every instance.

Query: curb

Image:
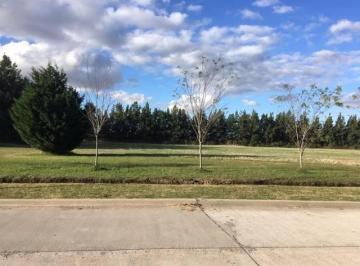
[1,198,360,209]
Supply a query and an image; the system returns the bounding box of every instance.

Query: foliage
[10,64,86,154]
[0,55,27,142]
[100,102,360,148]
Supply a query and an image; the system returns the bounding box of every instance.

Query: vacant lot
[0,142,359,186]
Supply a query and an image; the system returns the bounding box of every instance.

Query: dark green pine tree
[0,55,27,142]
[140,102,152,142]
[162,108,173,142]
[309,116,322,147]
[122,105,131,140]
[346,116,360,148]
[108,103,126,141]
[273,112,292,146]
[226,112,240,144]
[238,111,251,145]
[321,116,334,147]
[126,102,141,141]
[260,113,275,146]
[151,108,162,142]
[170,106,192,144]
[10,64,86,154]
[258,114,267,145]
[208,111,227,144]
[333,114,347,147]
[249,111,261,146]
[151,108,172,143]
[181,109,194,143]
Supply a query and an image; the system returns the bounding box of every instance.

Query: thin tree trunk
[95,134,99,169]
[299,148,304,169]
[199,141,203,169]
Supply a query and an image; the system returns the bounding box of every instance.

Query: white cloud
[281,21,300,31]
[253,0,279,7]
[105,6,187,30]
[112,90,151,104]
[168,93,216,112]
[114,51,152,65]
[330,19,360,33]
[329,19,360,44]
[268,50,360,88]
[131,0,154,6]
[240,9,262,20]
[1,0,360,100]
[242,99,257,106]
[200,26,228,43]
[226,45,264,57]
[168,94,191,111]
[304,15,330,32]
[342,88,360,108]
[273,5,294,14]
[319,15,330,24]
[187,4,202,12]
[124,30,193,54]
[0,41,52,74]
[0,0,189,87]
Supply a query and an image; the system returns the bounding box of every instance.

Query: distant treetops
[104,106,360,149]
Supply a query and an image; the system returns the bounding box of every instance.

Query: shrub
[11,64,86,154]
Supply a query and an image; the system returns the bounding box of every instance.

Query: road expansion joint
[195,198,261,266]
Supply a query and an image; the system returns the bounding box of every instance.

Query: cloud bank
[0,0,359,99]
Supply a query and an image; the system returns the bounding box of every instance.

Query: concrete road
[0,199,359,266]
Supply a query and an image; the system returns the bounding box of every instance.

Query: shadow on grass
[80,141,198,150]
[4,160,197,169]
[0,142,29,148]
[72,153,269,159]
[95,162,197,169]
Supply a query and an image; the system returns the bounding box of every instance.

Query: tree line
[102,103,360,149]
[1,55,360,151]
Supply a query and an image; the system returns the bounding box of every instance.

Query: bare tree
[82,54,116,169]
[275,84,342,168]
[176,56,235,169]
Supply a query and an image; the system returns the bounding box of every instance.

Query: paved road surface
[0,199,359,265]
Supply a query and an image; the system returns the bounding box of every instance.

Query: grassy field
[1,184,360,201]
[0,142,359,186]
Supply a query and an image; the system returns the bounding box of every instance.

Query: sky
[0,0,360,116]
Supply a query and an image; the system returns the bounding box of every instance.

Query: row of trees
[0,55,357,169]
[103,102,360,148]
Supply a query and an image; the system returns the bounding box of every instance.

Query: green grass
[0,142,359,186]
[1,183,360,201]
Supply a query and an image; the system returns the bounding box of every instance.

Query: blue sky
[1,0,360,116]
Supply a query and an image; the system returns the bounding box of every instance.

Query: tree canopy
[0,55,27,142]
[11,64,86,154]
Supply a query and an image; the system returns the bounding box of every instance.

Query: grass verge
[1,183,360,201]
[1,144,360,187]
